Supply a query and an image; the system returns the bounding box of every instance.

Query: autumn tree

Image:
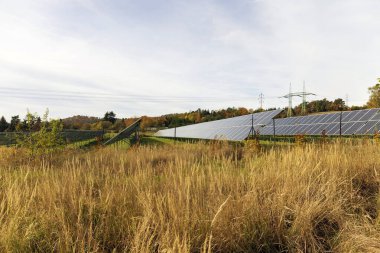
[331,98,346,111]
[112,119,126,131]
[91,121,113,131]
[367,78,380,108]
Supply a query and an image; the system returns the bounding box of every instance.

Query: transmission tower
[301,82,307,115]
[281,82,316,117]
[258,93,264,109]
[287,83,292,117]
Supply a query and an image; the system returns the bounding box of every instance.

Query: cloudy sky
[0,0,379,119]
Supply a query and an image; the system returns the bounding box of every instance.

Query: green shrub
[16,110,64,156]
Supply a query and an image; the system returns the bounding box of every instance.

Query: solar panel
[103,118,141,145]
[355,110,380,135]
[260,108,380,136]
[62,130,104,142]
[155,109,282,141]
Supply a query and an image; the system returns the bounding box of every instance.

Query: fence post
[251,114,254,137]
[339,112,342,136]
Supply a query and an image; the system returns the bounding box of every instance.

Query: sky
[0,0,380,120]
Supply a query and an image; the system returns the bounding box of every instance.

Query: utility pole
[280,82,316,117]
[288,83,292,117]
[302,81,307,115]
[258,93,264,110]
[251,114,254,137]
[339,112,342,136]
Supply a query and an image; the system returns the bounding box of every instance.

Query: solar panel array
[155,109,282,141]
[260,108,380,136]
[62,130,104,142]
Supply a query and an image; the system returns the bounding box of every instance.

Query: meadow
[0,139,379,252]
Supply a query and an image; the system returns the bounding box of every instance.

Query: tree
[195,109,201,123]
[80,123,91,130]
[18,111,40,131]
[91,121,113,130]
[0,116,9,132]
[62,115,99,129]
[16,110,64,156]
[8,115,20,132]
[112,119,126,131]
[103,111,116,124]
[331,98,346,111]
[367,79,380,108]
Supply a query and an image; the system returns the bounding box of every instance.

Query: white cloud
[0,0,379,120]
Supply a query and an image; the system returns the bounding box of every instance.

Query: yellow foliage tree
[367,78,380,108]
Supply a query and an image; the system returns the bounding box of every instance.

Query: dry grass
[0,141,379,252]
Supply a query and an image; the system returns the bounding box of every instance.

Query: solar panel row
[155,109,282,141]
[260,109,380,136]
[155,108,380,141]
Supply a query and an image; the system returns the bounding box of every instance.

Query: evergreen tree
[103,111,116,124]
[8,115,20,132]
[0,116,9,132]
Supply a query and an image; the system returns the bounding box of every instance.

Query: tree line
[1,79,380,132]
[0,111,124,133]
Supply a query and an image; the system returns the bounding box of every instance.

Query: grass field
[0,140,379,252]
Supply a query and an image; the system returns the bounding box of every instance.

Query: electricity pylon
[281,82,316,117]
[258,93,264,110]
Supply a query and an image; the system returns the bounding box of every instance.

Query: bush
[16,110,64,156]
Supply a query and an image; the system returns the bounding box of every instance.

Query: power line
[0,87,286,104]
[0,87,281,99]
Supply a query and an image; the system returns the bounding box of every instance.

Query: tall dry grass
[0,141,379,252]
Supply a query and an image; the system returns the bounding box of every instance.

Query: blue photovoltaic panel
[156,108,380,139]
[355,110,380,135]
[260,108,380,136]
[155,110,282,141]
